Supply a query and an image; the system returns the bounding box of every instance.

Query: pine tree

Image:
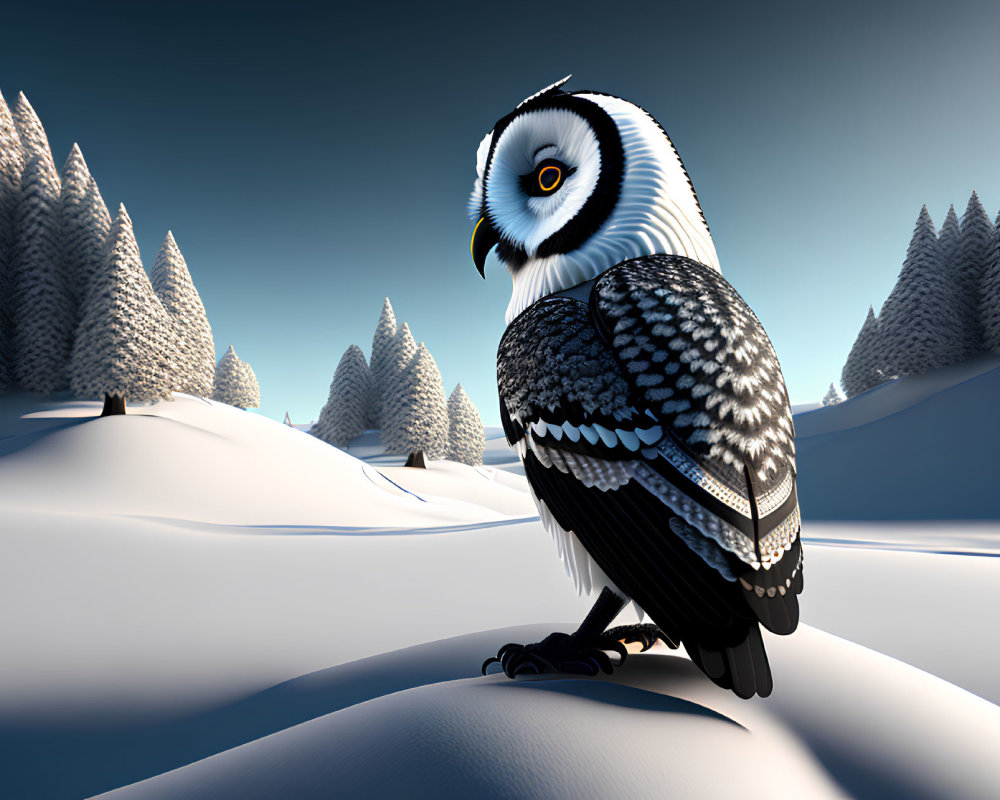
[821,383,843,406]
[213,345,259,409]
[0,91,24,391]
[313,344,374,448]
[69,205,178,414]
[12,93,56,168]
[379,322,418,453]
[955,191,992,354]
[151,231,215,397]
[239,359,260,409]
[446,382,485,465]
[980,210,1000,352]
[9,93,74,393]
[11,154,74,393]
[58,143,111,317]
[383,343,448,465]
[938,204,961,276]
[878,206,966,376]
[370,297,397,426]
[841,306,888,398]
[213,346,241,406]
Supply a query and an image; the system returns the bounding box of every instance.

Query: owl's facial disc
[469,91,625,276]
[484,107,603,260]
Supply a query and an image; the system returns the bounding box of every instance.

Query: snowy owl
[474,77,802,698]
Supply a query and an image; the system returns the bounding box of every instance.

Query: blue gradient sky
[3,1,1000,423]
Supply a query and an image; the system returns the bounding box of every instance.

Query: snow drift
[0,391,997,799]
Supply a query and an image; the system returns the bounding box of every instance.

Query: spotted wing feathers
[593,254,796,496]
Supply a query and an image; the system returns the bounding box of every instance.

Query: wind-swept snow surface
[0,392,998,799]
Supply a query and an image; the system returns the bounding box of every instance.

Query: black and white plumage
[473,78,802,699]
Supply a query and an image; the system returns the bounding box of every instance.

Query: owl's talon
[599,623,673,653]
[483,630,626,679]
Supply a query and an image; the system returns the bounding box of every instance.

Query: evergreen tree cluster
[314,298,486,465]
[0,90,257,412]
[842,193,1000,398]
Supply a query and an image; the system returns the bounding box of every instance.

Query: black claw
[595,650,614,674]
[600,623,669,654]
[607,640,629,663]
[482,630,634,680]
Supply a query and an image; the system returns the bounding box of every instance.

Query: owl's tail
[684,624,773,699]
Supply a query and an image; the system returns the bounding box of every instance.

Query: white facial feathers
[486,109,600,253]
[467,131,493,219]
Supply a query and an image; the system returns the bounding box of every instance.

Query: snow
[0,393,515,527]
[1,386,998,799]
[91,625,1000,800]
[795,354,1000,518]
[795,352,1000,438]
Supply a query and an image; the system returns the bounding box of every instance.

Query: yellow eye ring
[538,165,562,192]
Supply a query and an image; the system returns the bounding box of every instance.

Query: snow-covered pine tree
[12,93,56,168]
[10,93,73,393]
[938,204,960,274]
[821,383,843,406]
[878,205,966,376]
[379,322,419,454]
[383,343,448,466]
[841,306,888,398]
[446,382,485,465]
[369,297,396,426]
[213,346,240,406]
[0,90,24,391]
[213,345,259,409]
[955,191,992,355]
[11,154,74,393]
[979,210,1000,352]
[151,231,215,397]
[239,359,260,409]
[69,204,178,415]
[313,344,374,448]
[58,143,111,317]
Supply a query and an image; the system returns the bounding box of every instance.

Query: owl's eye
[520,159,576,197]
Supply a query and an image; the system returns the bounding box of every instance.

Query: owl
[474,77,801,699]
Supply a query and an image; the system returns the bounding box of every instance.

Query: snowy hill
[795,354,1000,519]
[1,393,998,799]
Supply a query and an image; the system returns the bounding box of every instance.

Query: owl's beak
[471,215,500,278]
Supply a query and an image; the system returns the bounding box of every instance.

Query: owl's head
[470,76,719,323]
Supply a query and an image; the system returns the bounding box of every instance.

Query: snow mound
[0,393,517,527]
[795,353,1000,438]
[96,626,1000,800]
[794,355,1000,519]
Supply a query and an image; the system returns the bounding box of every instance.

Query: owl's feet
[600,623,676,652]
[481,630,628,678]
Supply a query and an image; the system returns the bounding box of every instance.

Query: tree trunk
[404,450,426,468]
[101,394,126,416]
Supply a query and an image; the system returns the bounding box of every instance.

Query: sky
[3,0,1000,424]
